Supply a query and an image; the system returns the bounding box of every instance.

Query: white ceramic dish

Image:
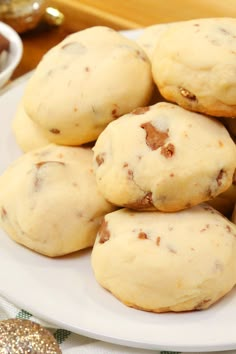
[0,21,23,89]
[0,29,236,352]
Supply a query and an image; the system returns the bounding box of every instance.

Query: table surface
[10,0,236,80]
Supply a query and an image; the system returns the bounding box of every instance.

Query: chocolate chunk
[111,105,121,118]
[179,87,197,101]
[138,232,148,239]
[141,122,169,150]
[96,153,105,166]
[161,143,175,158]
[216,169,225,186]
[98,219,110,244]
[50,128,60,134]
[123,163,133,179]
[156,236,161,246]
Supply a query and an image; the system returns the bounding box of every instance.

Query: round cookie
[136,23,169,60]
[23,26,153,146]
[12,101,49,152]
[0,144,115,257]
[93,102,236,212]
[91,205,236,312]
[152,18,236,117]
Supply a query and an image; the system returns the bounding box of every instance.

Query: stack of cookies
[0,26,153,257]
[1,19,236,312]
[91,18,236,312]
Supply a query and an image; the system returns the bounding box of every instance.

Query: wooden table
[11,0,236,80]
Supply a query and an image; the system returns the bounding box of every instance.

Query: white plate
[0,30,236,353]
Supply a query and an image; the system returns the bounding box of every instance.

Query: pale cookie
[152,18,236,117]
[136,23,169,60]
[91,205,236,312]
[93,102,236,212]
[12,101,49,152]
[0,145,115,257]
[23,26,153,146]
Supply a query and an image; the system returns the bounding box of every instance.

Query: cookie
[152,18,236,117]
[12,101,49,152]
[93,102,236,212]
[136,23,169,60]
[23,26,153,146]
[91,205,236,312]
[0,144,115,257]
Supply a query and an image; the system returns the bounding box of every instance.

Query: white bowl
[0,21,23,89]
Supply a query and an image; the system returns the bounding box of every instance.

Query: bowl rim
[0,21,23,79]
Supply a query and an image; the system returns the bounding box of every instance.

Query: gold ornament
[44,7,65,27]
[0,319,62,353]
